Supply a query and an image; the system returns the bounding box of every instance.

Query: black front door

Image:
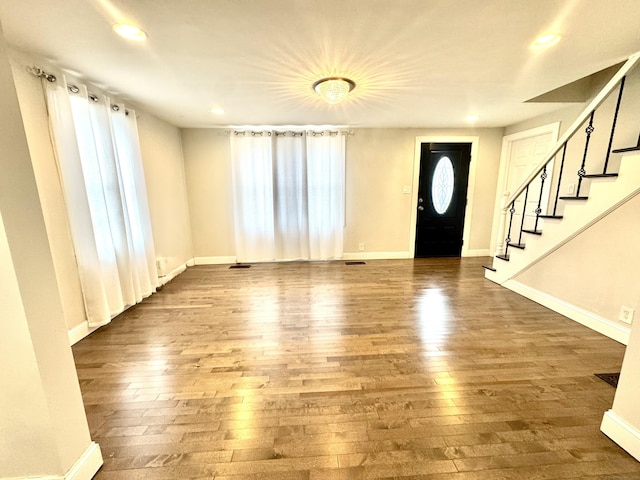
[415,143,471,257]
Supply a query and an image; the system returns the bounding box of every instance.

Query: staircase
[484,51,640,341]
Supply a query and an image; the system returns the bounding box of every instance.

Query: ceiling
[1,0,639,129]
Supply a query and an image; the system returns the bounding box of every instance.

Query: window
[431,156,454,214]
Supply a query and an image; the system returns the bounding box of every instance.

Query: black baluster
[553,143,567,216]
[503,201,516,259]
[518,186,529,245]
[603,76,626,174]
[534,166,547,231]
[576,111,595,197]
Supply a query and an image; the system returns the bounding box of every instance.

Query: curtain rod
[28,65,133,116]
[27,65,56,83]
[227,129,354,136]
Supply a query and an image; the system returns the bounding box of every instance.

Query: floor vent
[229,264,251,269]
[345,261,366,265]
[595,372,619,387]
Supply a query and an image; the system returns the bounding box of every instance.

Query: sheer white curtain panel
[230,130,345,263]
[274,134,309,261]
[44,77,157,327]
[306,133,345,260]
[230,133,276,262]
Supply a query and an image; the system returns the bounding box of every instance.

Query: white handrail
[505,51,640,207]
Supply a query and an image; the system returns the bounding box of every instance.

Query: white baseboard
[158,263,187,286]
[601,410,640,462]
[505,280,630,345]
[462,248,490,257]
[67,321,99,346]
[69,262,191,345]
[3,442,103,480]
[343,251,411,261]
[65,442,103,480]
[194,256,237,265]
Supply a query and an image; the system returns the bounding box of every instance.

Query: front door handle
[418,205,424,211]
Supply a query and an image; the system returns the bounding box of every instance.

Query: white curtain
[274,133,309,261]
[44,77,158,327]
[230,131,345,263]
[307,133,345,260]
[230,132,275,262]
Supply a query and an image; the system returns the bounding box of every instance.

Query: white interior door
[505,127,558,234]
[490,123,560,254]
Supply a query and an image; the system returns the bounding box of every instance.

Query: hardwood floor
[72,257,640,479]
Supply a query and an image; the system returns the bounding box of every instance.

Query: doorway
[490,123,559,253]
[414,143,472,257]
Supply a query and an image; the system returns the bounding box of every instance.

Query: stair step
[507,242,526,249]
[496,254,510,262]
[559,196,589,201]
[482,265,496,272]
[538,215,563,219]
[521,229,542,235]
[583,173,618,178]
[612,145,640,153]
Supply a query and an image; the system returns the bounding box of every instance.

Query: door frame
[410,136,479,257]
[489,123,560,255]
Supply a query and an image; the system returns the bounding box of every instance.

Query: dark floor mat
[595,372,620,387]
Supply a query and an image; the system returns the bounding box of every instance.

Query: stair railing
[495,51,640,261]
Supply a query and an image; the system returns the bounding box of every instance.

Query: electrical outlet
[358,243,365,251]
[567,183,575,194]
[619,306,635,324]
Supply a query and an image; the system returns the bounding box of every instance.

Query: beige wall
[181,129,235,259]
[181,127,504,259]
[515,193,640,326]
[138,112,193,274]
[346,128,504,254]
[9,50,193,332]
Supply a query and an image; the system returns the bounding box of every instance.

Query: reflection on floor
[72,257,639,479]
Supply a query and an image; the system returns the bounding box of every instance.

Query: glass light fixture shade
[313,77,356,104]
[113,23,148,41]
[530,33,561,49]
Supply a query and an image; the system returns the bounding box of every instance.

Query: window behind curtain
[230,131,345,263]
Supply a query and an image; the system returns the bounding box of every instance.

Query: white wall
[0,211,64,477]
[504,64,640,205]
[0,22,100,478]
[499,61,640,340]
[182,127,504,260]
[9,50,86,331]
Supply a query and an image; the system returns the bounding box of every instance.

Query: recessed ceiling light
[530,33,561,49]
[210,108,225,115]
[113,23,148,41]
[466,114,479,122]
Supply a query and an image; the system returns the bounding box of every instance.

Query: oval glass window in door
[431,156,454,214]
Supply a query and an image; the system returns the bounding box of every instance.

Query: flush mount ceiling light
[210,107,225,115]
[113,23,148,41]
[466,114,479,122]
[312,77,356,104]
[530,33,561,49]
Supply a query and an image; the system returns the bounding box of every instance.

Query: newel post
[495,191,510,257]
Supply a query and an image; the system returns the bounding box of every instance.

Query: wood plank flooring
[72,257,640,479]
